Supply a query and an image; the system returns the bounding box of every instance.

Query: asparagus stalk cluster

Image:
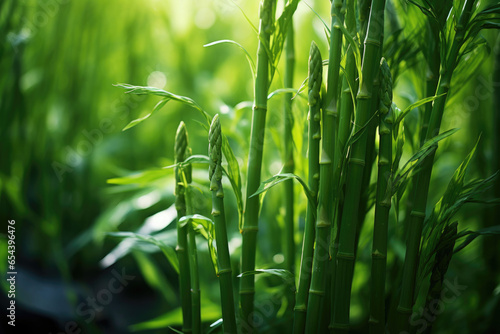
[165,1,496,334]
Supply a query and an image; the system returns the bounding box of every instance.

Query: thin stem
[420,18,440,146]
[240,1,274,329]
[187,195,201,334]
[174,122,193,334]
[369,59,393,334]
[283,9,296,323]
[183,143,201,334]
[293,41,322,334]
[210,115,237,334]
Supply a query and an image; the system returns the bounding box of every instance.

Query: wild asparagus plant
[240,1,274,327]
[369,58,393,334]
[305,1,344,332]
[293,41,322,334]
[394,2,477,332]
[174,122,193,334]
[332,1,386,332]
[209,114,237,334]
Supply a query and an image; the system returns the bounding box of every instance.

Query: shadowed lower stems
[293,41,322,334]
[209,115,237,334]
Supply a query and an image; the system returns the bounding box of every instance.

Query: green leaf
[122,98,169,131]
[345,110,379,148]
[269,0,300,81]
[207,319,223,334]
[238,269,296,291]
[107,169,171,186]
[302,1,330,34]
[163,155,210,169]
[267,88,302,100]
[167,326,184,334]
[454,225,500,253]
[179,214,218,275]
[115,84,211,127]
[221,135,244,232]
[229,0,259,35]
[336,22,363,85]
[107,232,179,274]
[251,173,317,217]
[394,93,447,124]
[133,251,177,303]
[391,128,459,195]
[129,303,221,331]
[204,40,256,78]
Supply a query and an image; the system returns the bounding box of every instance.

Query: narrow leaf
[237,269,296,291]
[107,232,179,274]
[204,39,256,78]
[251,173,317,215]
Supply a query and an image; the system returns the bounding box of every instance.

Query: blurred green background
[1,0,499,333]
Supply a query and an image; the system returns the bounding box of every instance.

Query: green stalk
[305,1,343,332]
[240,1,274,328]
[283,9,296,318]
[358,0,371,57]
[293,41,322,334]
[209,115,237,334]
[179,129,201,334]
[336,0,357,158]
[394,2,476,332]
[331,1,385,333]
[174,122,193,334]
[354,27,384,262]
[369,59,393,334]
[174,124,200,334]
[420,18,440,146]
[187,193,201,334]
[354,65,380,255]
